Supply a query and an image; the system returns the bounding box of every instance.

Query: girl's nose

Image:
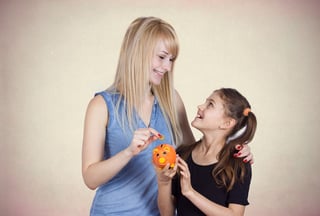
[198,104,205,110]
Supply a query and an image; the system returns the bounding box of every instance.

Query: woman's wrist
[123,147,135,158]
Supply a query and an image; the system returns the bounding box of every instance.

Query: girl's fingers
[177,157,188,167]
[162,164,177,177]
[177,159,189,174]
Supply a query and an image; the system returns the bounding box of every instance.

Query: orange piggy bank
[152,144,176,169]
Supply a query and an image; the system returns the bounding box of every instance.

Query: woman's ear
[220,118,236,129]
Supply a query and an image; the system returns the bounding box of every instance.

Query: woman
[82,17,253,215]
[156,88,257,216]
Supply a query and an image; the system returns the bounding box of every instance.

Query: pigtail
[213,88,257,191]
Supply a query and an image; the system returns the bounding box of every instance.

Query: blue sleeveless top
[90,91,174,216]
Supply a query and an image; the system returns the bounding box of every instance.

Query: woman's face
[150,40,174,85]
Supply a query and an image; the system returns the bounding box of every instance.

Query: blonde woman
[82,17,253,215]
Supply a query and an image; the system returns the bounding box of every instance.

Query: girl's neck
[201,135,225,152]
[192,135,225,165]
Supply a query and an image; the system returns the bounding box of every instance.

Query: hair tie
[243,108,251,116]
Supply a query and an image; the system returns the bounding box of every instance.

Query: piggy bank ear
[163,146,170,152]
[153,148,159,154]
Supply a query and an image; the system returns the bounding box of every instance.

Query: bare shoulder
[88,94,107,110]
[85,94,108,123]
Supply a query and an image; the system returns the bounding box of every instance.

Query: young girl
[156,88,257,216]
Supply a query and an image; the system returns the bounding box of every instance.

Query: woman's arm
[178,157,246,216]
[174,90,195,145]
[82,95,158,190]
[81,95,134,189]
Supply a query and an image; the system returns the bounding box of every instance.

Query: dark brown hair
[177,88,257,191]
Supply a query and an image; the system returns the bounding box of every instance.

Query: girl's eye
[159,55,165,59]
[208,102,214,107]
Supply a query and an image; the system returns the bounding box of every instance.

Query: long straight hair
[108,17,182,145]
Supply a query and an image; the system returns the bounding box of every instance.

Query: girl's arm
[178,158,246,216]
[157,178,175,216]
[155,164,177,216]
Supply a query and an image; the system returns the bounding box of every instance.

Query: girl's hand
[234,143,254,164]
[155,161,178,185]
[127,128,160,156]
[177,156,194,196]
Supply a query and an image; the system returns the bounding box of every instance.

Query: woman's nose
[162,59,172,72]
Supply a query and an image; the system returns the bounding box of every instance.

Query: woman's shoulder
[95,89,122,102]
[84,94,109,128]
[87,94,108,114]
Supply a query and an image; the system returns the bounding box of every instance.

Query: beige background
[1,0,320,215]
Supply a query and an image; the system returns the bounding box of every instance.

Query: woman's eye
[159,55,165,59]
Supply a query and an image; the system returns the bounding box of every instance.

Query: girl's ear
[220,118,236,129]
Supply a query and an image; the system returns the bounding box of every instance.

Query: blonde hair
[108,16,182,145]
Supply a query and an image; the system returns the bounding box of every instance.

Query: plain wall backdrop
[1,0,320,215]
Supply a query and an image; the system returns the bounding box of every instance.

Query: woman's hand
[127,128,161,156]
[234,144,254,164]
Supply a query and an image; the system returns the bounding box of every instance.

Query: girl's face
[191,92,229,132]
[150,40,174,85]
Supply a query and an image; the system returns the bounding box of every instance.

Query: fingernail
[236,145,243,150]
[158,134,164,140]
[243,159,248,163]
